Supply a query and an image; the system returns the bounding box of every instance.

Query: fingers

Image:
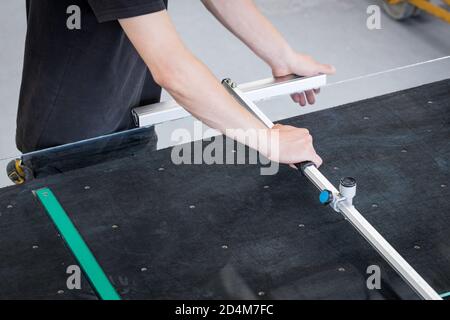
[291,92,307,107]
[289,146,322,168]
[270,124,323,168]
[299,93,307,106]
[305,90,315,105]
[292,91,316,106]
[311,153,323,168]
[272,123,283,130]
[297,129,323,167]
[291,93,300,104]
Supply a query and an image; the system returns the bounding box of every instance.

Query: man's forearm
[119,10,323,166]
[202,0,295,75]
[119,11,269,152]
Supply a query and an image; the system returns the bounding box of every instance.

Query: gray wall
[1,0,449,187]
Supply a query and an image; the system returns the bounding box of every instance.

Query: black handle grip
[294,161,316,176]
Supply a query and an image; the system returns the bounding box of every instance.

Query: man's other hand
[264,124,322,167]
[273,53,336,107]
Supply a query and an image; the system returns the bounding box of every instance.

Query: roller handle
[294,161,316,175]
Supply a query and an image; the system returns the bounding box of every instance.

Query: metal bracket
[132,74,326,127]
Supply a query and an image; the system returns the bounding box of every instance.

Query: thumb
[316,63,336,75]
[289,154,322,169]
[312,154,323,168]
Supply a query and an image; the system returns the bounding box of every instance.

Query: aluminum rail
[303,166,442,300]
[222,77,442,301]
[132,74,326,127]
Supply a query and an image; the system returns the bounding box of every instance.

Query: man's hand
[272,52,336,107]
[202,0,335,107]
[263,124,322,167]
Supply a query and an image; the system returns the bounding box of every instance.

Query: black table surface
[0,79,449,300]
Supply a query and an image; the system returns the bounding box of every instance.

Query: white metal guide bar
[131,56,450,128]
[132,74,326,127]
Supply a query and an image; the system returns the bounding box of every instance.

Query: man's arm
[201,0,336,106]
[119,10,322,166]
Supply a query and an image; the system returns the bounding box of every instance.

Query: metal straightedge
[222,77,442,301]
[132,74,326,127]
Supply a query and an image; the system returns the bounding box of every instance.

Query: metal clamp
[319,177,356,212]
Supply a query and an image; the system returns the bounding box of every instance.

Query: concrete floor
[1,0,449,187]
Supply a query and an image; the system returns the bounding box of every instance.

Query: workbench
[0,79,449,300]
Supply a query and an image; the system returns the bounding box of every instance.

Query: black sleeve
[88,0,167,23]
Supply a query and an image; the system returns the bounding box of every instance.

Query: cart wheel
[381,0,417,20]
[6,159,34,185]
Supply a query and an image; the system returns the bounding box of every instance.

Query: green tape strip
[34,188,121,300]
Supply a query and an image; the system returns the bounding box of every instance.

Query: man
[17,0,335,167]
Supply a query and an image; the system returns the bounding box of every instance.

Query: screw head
[319,190,333,206]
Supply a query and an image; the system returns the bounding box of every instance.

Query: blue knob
[319,190,333,205]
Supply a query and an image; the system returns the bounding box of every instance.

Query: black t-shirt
[16,0,168,153]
